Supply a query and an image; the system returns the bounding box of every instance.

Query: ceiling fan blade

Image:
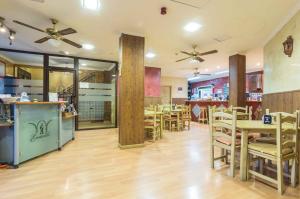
[61,38,82,48]
[180,51,194,56]
[195,57,205,62]
[198,50,218,56]
[176,57,191,62]
[35,36,51,43]
[13,20,45,33]
[58,28,77,35]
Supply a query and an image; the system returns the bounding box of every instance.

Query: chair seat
[256,137,276,144]
[248,143,293,156]
[216,137,241,146]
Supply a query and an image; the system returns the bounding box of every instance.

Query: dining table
[221,120,299,182]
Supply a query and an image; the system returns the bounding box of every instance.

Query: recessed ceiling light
[81,63,87,66]
[146,52,156,58]
[0,26,6,33]
[82,0,100,10]
[64,51,70,55]
[184,22,202,32]
[256,62,261,66]
[82,43,95,50]
[216,65,221,69]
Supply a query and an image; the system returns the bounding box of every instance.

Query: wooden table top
[221,120,295,131]
[144,111,163,115]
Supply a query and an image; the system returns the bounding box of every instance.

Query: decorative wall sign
[283,35,293,57]
[28,120,52,142]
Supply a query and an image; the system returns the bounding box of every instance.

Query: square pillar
[229,54,246,107]
[118,34,145,148]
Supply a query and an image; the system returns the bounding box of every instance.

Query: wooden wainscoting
[172,98,188,105]
[262,90,300,113]
[145,97,161,107]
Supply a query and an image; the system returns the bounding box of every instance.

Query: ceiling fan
[13,18,82,48]
[193,68,211,77]
[176,45,218,63]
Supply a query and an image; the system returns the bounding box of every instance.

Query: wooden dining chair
[163,110,180,131]
[144,110,160,141]
[209,108,239,177]
[230,106,252,120]
[182,105,191,130]
[247,112,299,194]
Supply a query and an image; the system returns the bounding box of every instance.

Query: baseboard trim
[118,143,145,149]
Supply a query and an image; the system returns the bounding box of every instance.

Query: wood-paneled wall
[262,90,300,113]
[118,34,145,148]
[145,97,161,107]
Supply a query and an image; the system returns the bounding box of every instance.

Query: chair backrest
[144,110,157,127]
[182,104,191,117]
[275,111,299,157]
[209,107,237,145]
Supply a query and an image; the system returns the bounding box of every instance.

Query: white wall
[161,76,188,98]
[264,10,300,94]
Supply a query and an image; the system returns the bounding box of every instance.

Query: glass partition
[49,56,74,68]
[78,59,117,129]
[0,51,44,101]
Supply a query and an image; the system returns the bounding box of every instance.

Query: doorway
[161,86,172,104]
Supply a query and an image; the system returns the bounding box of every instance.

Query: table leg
[160,114,163,138]
[240,130,249,181]
[177,112,180,131]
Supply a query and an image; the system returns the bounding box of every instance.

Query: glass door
[77,59,117,130]
[48,69,75,103]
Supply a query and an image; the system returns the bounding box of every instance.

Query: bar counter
[0,102,75,167]
[186,100,262,121]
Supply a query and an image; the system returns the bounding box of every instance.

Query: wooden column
[118,34,145,149]
[229,54,246,107]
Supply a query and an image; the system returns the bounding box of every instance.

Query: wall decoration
[28,120,52,142]
[283,35,293,57]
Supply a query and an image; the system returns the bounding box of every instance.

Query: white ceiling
[0,0,299,79]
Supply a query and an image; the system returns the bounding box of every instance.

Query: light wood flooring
[0,123,300,199]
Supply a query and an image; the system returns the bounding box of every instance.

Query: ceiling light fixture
[184,22,202,32]
[64,51,70,55]
[256,62,261,67]
[0,17,6,33]
[146,52,156,58]
[216,65,221,69]
[81,63,87,66]
[82,0,100,10]
[48,39,61,47]
[8,30,16,45]
[83,43,95,50]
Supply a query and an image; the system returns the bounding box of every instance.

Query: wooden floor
[0,123,299,199]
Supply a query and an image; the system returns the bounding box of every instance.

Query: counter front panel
[16,104,59,163]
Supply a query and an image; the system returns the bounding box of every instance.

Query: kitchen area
[187,71,263,121]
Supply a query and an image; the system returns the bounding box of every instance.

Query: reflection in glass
[49,56,74,68]
[49,71,74,102]
[78,59,117,129]
[0,51,44,101]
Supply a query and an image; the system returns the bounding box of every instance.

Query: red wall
[191,76,228,94]
[191,71,263,94]
[144,67,161,97]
